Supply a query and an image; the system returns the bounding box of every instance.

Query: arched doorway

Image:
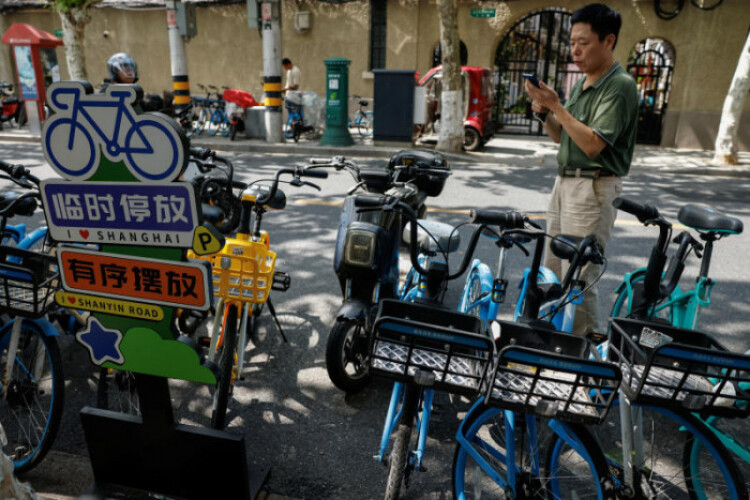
[432,40,468,68]
[494,8,582,135]
[627,38,675,145]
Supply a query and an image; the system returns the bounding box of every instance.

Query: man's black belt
[557,166,617,179]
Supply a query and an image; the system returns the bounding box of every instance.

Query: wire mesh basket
[190,239,276,304]
[608,317,750,418]
[369,299,494,397]
[0,245,58,318]
[486,320,621,425]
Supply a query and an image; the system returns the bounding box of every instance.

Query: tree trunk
[436,0,463,153]
[712,30,750,166]
[58,8,91,81]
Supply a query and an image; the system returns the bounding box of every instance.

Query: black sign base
[79,374,268,500]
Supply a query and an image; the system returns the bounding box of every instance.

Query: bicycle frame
[376,253,436,472]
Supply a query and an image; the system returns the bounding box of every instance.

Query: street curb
[0,133,41,144]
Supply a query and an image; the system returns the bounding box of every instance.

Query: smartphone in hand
[522,73,541,88]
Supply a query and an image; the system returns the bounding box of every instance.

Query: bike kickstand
[266,297,288,343]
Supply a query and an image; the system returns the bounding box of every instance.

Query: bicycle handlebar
[0,160,40,187]
[613,197,660,223]
[469,209,526,229]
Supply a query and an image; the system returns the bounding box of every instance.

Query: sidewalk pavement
[2,126,749,178]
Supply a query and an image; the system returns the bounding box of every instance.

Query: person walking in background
[282,58,301,92]
[525,3,638,336]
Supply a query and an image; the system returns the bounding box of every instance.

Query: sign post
[41,80,266,499]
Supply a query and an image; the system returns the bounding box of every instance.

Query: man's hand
[525,80,561,114]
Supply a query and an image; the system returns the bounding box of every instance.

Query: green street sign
[470,8,496,18]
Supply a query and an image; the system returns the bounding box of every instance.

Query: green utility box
[320,57,354,146]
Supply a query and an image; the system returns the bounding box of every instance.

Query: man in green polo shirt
[525,3,638,336]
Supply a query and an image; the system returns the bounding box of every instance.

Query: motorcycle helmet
[106,53,138,84]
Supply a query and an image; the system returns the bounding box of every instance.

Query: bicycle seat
[403,219,460,254]
[359,100,369,107]
[242,185,286,210]
[677,204,743,236]
[201,203,225,225]
[550,234,602,264]
[0,191,36,217]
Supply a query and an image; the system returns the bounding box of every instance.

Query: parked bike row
[0,145,748,498]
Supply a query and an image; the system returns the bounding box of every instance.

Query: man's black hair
[282,58,292,65]
[571,3,622,50]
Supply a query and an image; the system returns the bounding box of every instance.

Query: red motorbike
[0,81,24,130]
[418,66,496,151]
[222,88,258,141]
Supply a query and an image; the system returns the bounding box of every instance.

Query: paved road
[2,139,749,498]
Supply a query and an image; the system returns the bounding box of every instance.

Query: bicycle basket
[190,239,276,304]
[369,299,493,397]
[0,245,58,318]
[608,317,750,418]
[486,320,621,425]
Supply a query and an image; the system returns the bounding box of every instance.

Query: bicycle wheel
[193,107,208,135]
[357,111,373,137]
[325,319,371,393]
[684,412,750,499]
[611,270,672,325]
[0,320,64,474]
[459,266,492,320]
[453,403,608,499]
[588,399,744,498]
[96,367,140,416]
[220,115,230,137]
[125,117,183,182]
[43,117,98,180]
[385,384,419,500]
[207,109,224,136]
[211,303,239,430]
[284,115,295,139]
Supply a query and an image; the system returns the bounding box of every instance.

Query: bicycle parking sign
[42,80,217,384]
[42,81,188,183]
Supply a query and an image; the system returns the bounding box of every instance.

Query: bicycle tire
[211,304,239,430]
[194,107,208,135]
[125,117,182,182]
[585,400,745,498]
[459,266,492,320]
[385,384,419,500]
[96,367,140,416]
[207,109,224,137]
[220,116,231,137]
[684,413,750,499]
[654,0,686,20]
[0,321,64,474]
[43,118,98,179]
[325,319,371,393]
[357,111,373,138]
[691,0,723,10]
[452,403,609,499]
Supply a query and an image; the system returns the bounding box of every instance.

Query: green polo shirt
[557,62,638,177]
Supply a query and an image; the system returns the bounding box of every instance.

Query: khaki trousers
[544,175,622,335]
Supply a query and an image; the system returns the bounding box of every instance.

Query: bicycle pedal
[272,271,291,291]
[197,336,211,347]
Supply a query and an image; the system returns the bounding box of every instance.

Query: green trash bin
[320,57,354,147]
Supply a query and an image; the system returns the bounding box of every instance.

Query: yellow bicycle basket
[190,238,276,304]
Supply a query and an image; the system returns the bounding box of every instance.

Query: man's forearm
[551,104,605,159]
[543,114,563,143]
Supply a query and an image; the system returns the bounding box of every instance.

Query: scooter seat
[550,234,583,262]
[201,203,225,225]
[403,219,460,254]
[359,100,369,107]
[678,204,743,235]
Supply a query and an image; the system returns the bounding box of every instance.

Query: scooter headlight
[344,229,376,268]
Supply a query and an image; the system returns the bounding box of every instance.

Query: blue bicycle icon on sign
[42,81,187,183]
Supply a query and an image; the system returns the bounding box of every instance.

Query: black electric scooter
[309,150,452,393]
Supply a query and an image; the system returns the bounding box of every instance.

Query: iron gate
[627,45,674,145]
[494,8,582,135]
